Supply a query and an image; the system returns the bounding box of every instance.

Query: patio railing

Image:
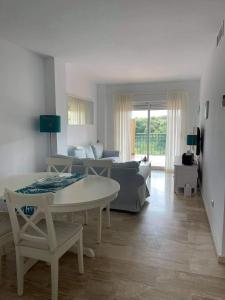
[135,133,166,155]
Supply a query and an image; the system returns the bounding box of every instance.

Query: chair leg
[15,248,24,296]
[84,210,88,225]
[97,207,103,244]
[106,203,111,228]
[51,258,59,300]
[77,233,84,274]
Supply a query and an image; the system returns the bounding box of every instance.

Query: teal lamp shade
[187,134,197,146]
[40,115,61,133]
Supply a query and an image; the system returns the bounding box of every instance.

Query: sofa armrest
[102,150,119,158]
[111,168,144,188]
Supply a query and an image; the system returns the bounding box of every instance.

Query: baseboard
[218,256,225,264]
[200,187,225,264]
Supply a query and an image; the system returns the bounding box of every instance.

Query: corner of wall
[199,21,225,256]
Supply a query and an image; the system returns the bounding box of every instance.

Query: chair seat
[19,220,82,250]
[0,213,12,236]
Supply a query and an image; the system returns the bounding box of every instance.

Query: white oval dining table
[0,172,120,257]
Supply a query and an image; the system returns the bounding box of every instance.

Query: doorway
[131,108,167,168]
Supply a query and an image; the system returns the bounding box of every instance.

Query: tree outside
[135,116,167,134]
[134,113,167,155]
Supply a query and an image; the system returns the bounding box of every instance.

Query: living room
[0,1,225,299]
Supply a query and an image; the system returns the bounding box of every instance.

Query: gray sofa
[64,160,150,212]
[68,143,120,162]
[109,162,151,212]
[55,143,151,212]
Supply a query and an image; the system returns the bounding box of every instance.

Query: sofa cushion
[102,150,119,158]
[83,145,95,159]
[91,143,104,159]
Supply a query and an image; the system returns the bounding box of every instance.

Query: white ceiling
[0,0,225,83]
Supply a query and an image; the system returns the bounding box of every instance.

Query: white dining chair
[5,189,84,300]
[47,157,73,173]
[83,159,112,243]
[0,212,13,282]
[47,157,77,223]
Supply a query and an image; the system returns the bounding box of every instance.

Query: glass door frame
[132,103,151,160]
[146,103,151,161]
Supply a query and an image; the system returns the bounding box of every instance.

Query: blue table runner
[0,173,86,215]
[17,173,85,194]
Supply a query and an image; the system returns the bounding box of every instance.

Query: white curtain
[165,91,187,172]
[114,95,133,162]
[68,96,87,125]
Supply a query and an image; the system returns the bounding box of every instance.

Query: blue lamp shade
[187,134,197,146]
[40,115,61,133]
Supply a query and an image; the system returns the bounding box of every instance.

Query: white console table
[174,157,198,195]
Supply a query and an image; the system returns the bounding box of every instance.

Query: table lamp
[187,134,197,153]
[40,115,61,155]
[182,134,197,165]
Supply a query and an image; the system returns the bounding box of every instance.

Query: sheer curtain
[165,91,187,172]
[114,95,133,162]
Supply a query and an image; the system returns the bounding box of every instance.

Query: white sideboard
[174,157,198,195]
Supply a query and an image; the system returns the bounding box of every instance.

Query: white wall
[97,80,200,149]
[54,59,68,155]
[43,57,68,155]
[0,38,48,176]
[199,31,225,257]
[65,63,97,146]
[44,57,57,155]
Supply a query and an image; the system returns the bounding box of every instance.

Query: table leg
[106,204,111,228]
[97,207,103,244]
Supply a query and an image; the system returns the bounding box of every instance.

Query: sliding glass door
[131,105,167,168]
[149,110,167,168]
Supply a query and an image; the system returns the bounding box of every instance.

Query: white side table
[174,157,198,195]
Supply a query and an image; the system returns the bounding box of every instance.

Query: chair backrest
[83,159,112,178]
[47,157,73,173]
[5,189,57,252]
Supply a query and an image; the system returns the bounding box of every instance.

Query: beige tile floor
[1,171,225,300]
